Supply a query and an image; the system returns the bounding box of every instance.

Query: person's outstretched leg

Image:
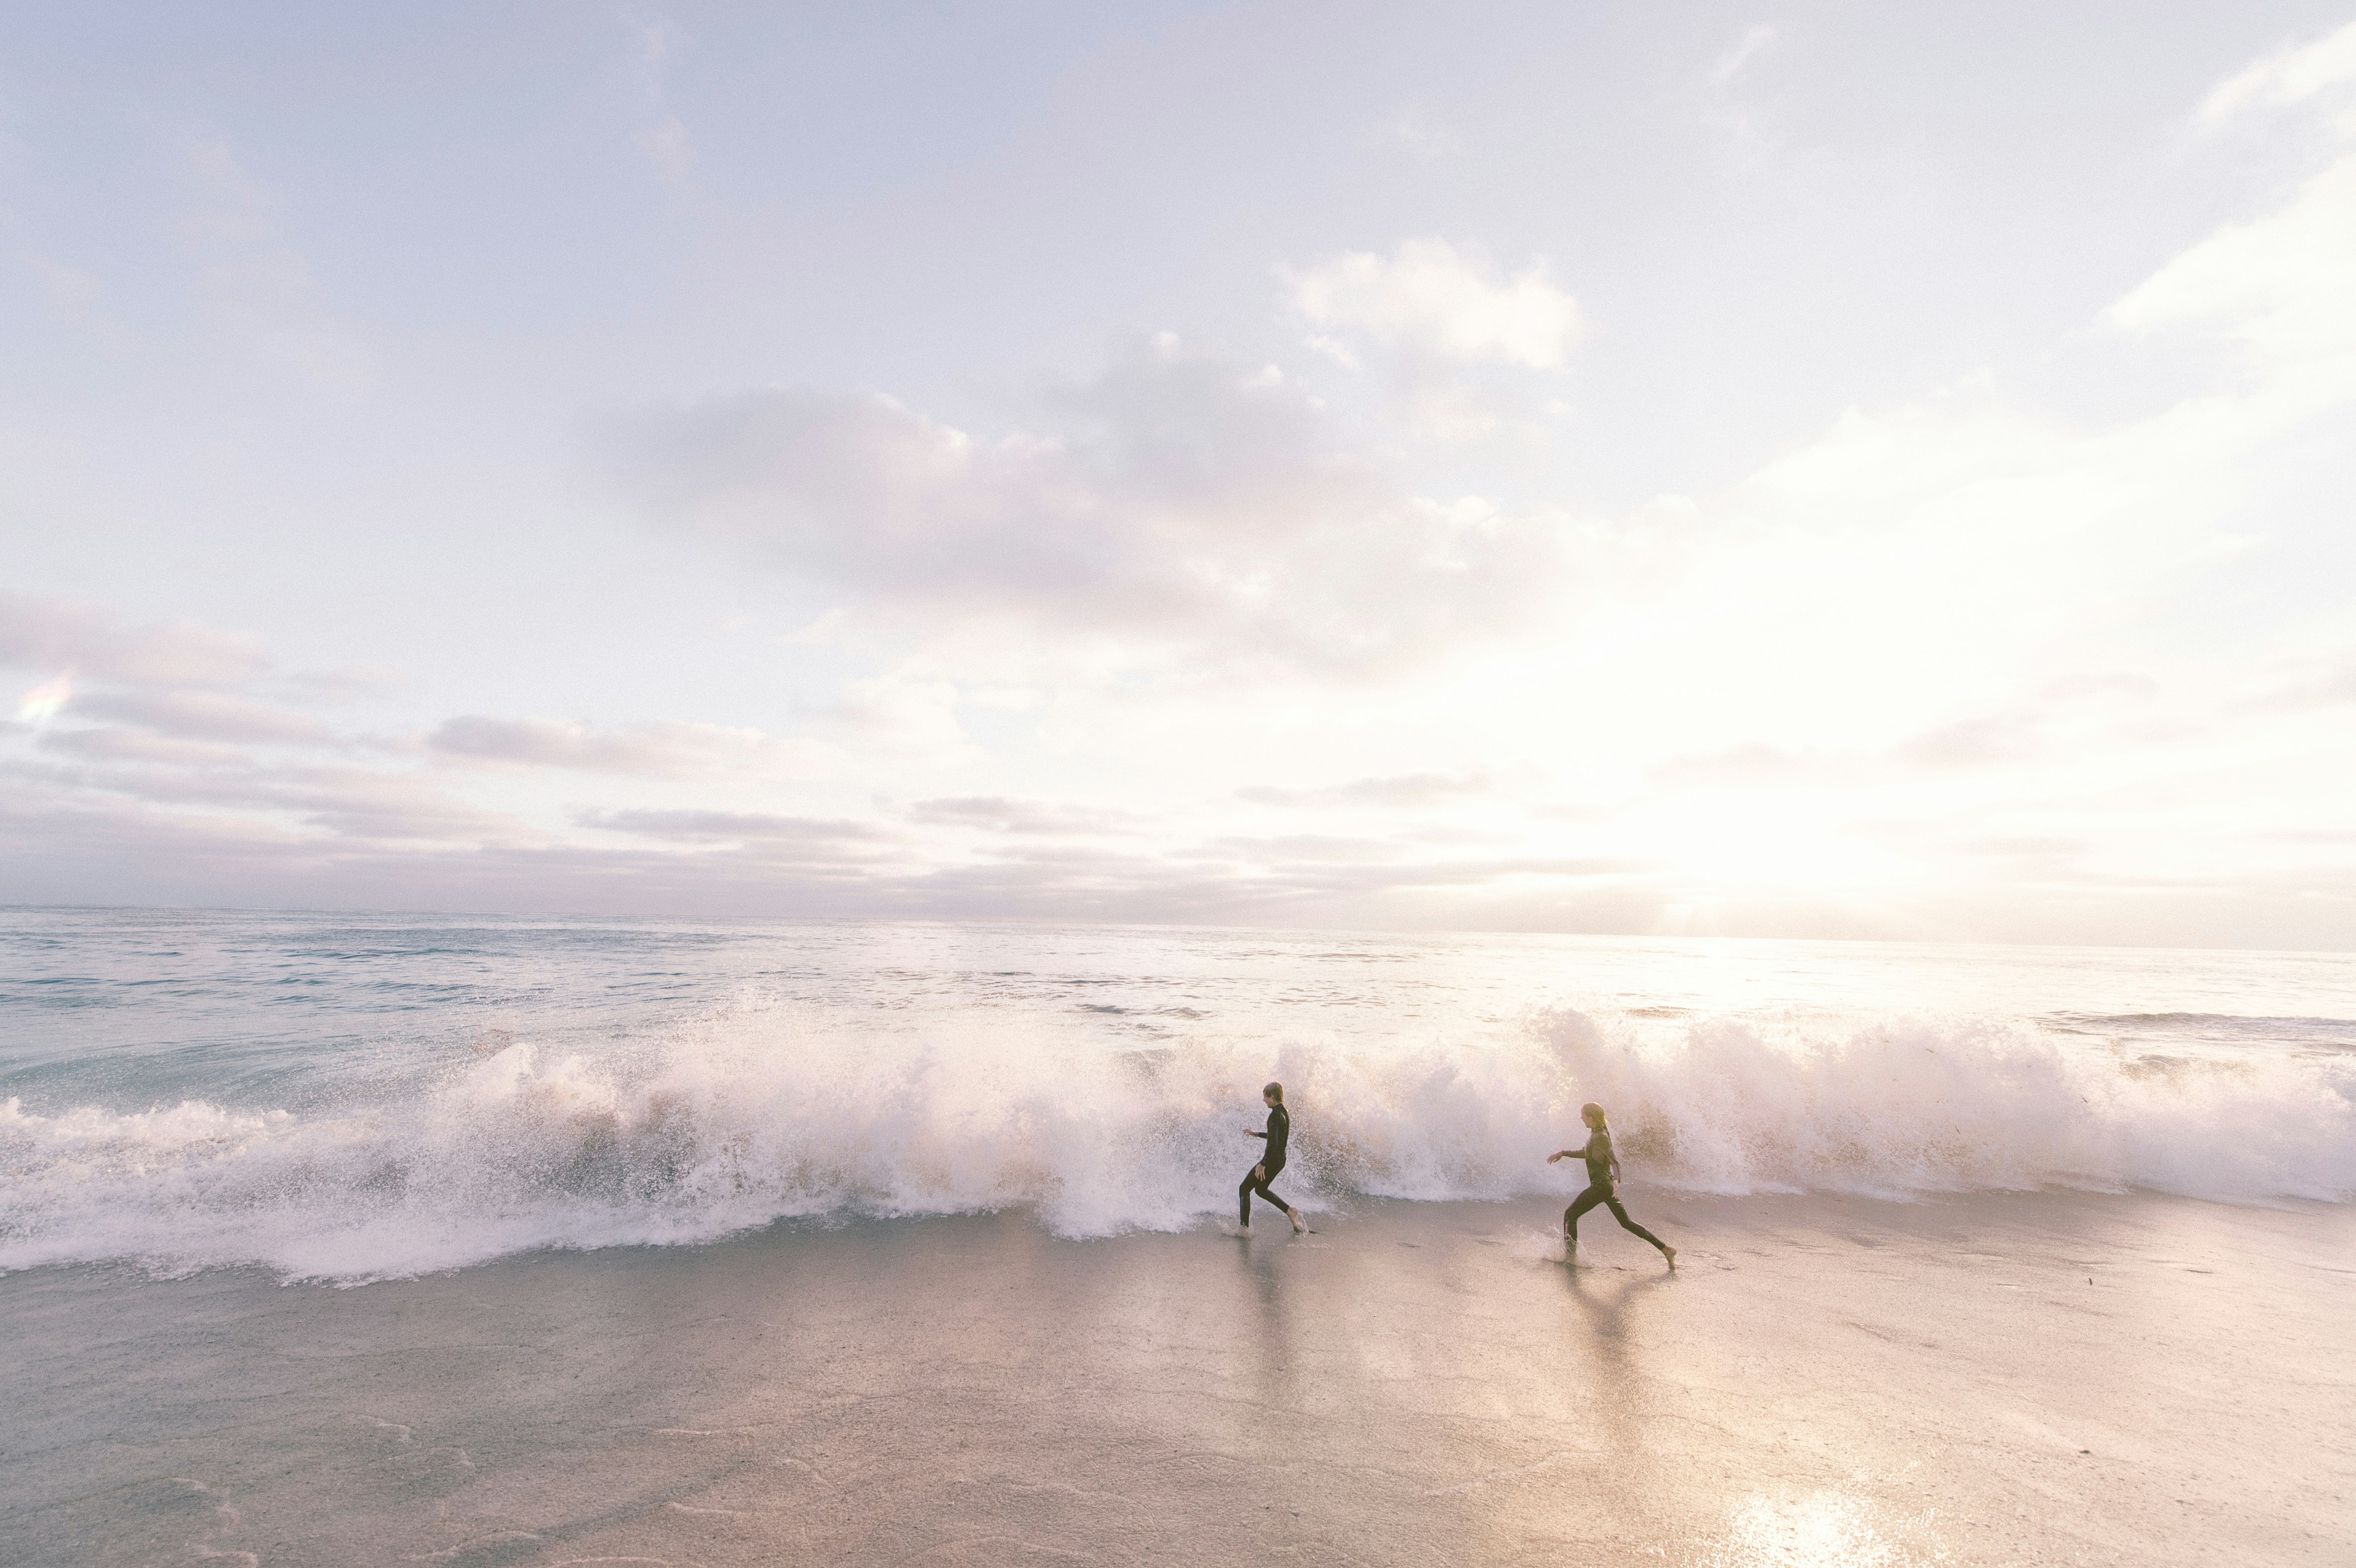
[1603,1194,1676,1266]
[1242,1170,1304,1231]
[1258,1178,1306,1232]
[1564,1185,1607,1253]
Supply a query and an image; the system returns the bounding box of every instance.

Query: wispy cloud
[907,796,1142,835]
[625,13,698,183]
[0,590,269,685]
[1283,239,1583,370]
[1711,24,1778,86]
[1238,773,1490,809]
[596,341,1571,678]
[2199,18,2356,129]
[427,715,838,779]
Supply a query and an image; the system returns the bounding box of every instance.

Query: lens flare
[15,672,72,726]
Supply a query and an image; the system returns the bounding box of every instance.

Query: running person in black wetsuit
[1239,1081,1307,1234]
[1548,1101,1675,1268]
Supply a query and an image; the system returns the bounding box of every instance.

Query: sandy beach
[6,1188,2348,1566]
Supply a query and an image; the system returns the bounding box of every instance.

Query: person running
[1548,1101,1674,1268]
[1239,1081,1307,1234]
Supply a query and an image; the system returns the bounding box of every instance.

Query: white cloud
[2108,154,2356,381]
[0,591,269,685]
[2199,18,2356,129]
[819,675,977,762]
[598,343,1571,677]
[1381,103,1464,162]
[428,715,838,779]
[1282,239,1583,370]
[636,115,695,182]
[906,796,1141,835]
[1712,24,1778,86]
[1238,773,1490,809]
[77,689,328,745]
[7,20,2356,944]
[20,253,136,348]
[626,15,698,182]
[580,809,888,855]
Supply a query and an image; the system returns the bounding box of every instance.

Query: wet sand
[4,1190,2350,1566]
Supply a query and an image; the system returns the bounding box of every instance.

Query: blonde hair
[1580,1101,1607,1128]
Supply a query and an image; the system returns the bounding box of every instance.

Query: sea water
[2,906,2350,1282]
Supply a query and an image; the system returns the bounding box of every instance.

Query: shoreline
[5,1187,2350,1565]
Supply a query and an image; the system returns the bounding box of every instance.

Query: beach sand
[4,1190,2349,1566]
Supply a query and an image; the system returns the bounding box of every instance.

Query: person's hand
[1254,1164,1266,1182]
[1547,1151,1563,1163]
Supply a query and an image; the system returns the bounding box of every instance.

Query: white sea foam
[2,1005,2348,1282]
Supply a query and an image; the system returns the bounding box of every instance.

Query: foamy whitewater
[2,908,2351,1282]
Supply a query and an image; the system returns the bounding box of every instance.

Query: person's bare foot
[1288,1209,1308,1234]
[1662,1245,1678,1269]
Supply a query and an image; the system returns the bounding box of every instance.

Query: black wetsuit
[1564,1128,1667,1252]
[1240,1104,1293,1225]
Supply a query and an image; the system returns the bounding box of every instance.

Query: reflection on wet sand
[1236,1230,1300,1396]
[1701,1491,1907,1568]
[3,1192,2345,1566]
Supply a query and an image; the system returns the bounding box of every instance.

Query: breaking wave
[3,1005,2349,1282]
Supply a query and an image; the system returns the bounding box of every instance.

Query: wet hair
[1580,1100,1607,1127]
[1263,1082,1284,1102]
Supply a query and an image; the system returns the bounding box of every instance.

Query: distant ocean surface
[3,907,2351,1283]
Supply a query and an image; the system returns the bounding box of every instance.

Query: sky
[3,1,2355,947]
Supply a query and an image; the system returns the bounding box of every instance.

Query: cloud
[2248,657,2356,713]
[2107,152,2356,378]
[0,591,268,685]
[1381,104,1464,162]
[427,715,837,778]
[2199,19,2356,128]
[76,688,329,744]
[599,342,1571,676]
[21,253,137,348]
[1711,24,1778,86]
[1957,836,2086,860]
[280,666,403,703]
[1648,744,1828,789]
[2120,23,2356,402]
[1237,773,1490,809]
[7,751,526,845]
[627,16,697,182]
[906,796,1141,835]
[1283,239,1582,370]
[636,116,694,180]
[37,728,251,767]
[1890,714,2043,771]
[580,809,889,855]
[820,676,976,760]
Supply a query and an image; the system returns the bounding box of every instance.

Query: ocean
[6,906,2350,1282]
[7,909,2354,1565]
